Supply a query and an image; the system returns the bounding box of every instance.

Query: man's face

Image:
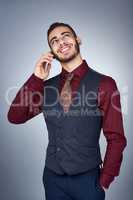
[48,26,80,63]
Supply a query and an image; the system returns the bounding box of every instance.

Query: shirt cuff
[100,172,115,189]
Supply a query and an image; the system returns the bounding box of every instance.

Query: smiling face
[48,26,81,63]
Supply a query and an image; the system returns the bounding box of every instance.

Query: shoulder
[90,68,118,92]
[99,74,118,93]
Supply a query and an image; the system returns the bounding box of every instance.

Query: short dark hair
[47,22,77,46]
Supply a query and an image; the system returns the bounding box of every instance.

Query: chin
[58,51,79,62]
[60,56,77,63]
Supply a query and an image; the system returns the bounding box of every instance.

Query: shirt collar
[60,59,89,80]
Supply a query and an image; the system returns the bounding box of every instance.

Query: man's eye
[51,40,58,45]
[64,34,71,37]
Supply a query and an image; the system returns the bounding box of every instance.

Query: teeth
[61,47,70,53]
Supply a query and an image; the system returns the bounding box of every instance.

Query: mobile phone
[44,51,55,71]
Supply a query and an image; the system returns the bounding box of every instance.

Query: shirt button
[57,147,61,151]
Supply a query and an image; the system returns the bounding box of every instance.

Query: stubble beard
[51,41,80,63]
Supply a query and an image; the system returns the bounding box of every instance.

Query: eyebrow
[49,31,72,44]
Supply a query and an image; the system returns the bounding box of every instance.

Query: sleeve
[98,76,127,189]
[7,73,44,124]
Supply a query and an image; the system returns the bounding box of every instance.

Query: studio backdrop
[0,0,132,200]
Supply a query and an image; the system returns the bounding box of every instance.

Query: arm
[98,76,127,189]
[7,52,54,124]
[7,74,44,124]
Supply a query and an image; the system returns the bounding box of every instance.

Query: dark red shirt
[7,60,127,189]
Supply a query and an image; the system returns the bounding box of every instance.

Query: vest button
[57,147,61,151]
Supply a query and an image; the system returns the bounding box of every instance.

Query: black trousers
[43,166,105,200]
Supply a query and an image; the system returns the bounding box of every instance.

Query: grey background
[0,0,132,199]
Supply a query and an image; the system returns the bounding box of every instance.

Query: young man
[8,22,127,200]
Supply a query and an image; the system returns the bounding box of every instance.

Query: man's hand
[34,52,54,80]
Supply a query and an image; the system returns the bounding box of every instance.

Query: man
[8,22,127,200]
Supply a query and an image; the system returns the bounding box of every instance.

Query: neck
[60,54,83,72]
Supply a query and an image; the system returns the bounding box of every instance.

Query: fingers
[41,57,52,64]
[36,56,51,67]
[44,63,51,73]
[43,62,51,72]
[42,52,54,59]
[39,52,54,64]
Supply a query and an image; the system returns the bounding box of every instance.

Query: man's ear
[76,36,82,45]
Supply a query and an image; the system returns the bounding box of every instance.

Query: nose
[58,38,65,46]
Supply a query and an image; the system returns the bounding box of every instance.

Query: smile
[60,46,71,54]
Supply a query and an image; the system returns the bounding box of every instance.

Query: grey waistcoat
[42,67,103,175]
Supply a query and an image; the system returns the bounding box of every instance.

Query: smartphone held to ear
[43,51,55,71]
